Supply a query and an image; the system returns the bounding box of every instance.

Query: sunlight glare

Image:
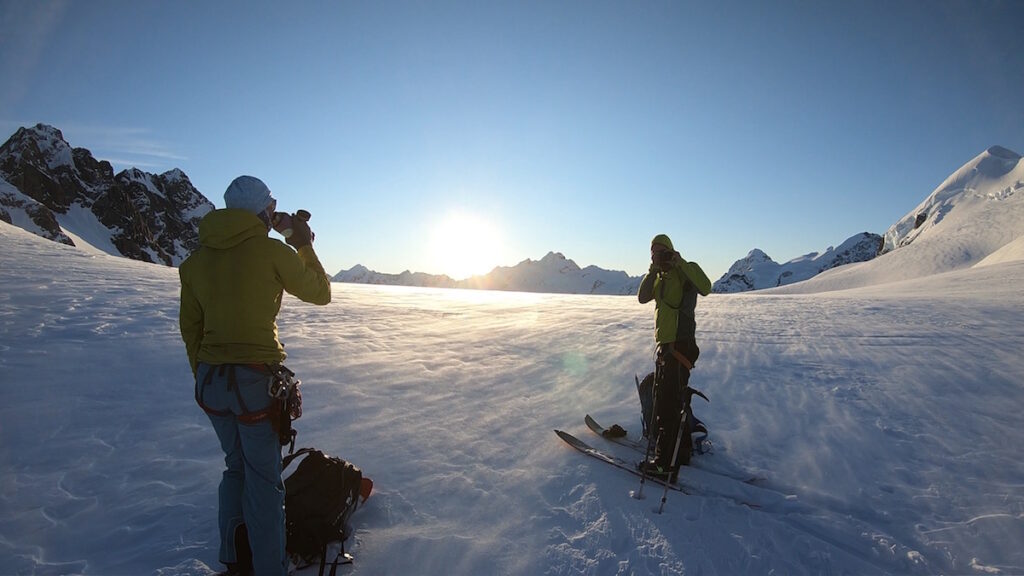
[429,211,504,280]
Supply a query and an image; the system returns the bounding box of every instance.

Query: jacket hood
[651,234,674,252]
[198,208,269,249]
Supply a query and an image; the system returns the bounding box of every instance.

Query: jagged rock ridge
[713,233,883,293]
[0,124,213,265]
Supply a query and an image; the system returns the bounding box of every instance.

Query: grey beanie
[224,175,274,214]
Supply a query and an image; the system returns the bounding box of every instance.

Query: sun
[428,211,504,280]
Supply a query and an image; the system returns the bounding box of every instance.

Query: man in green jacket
[180,175,331,576]
[638,234,711,480]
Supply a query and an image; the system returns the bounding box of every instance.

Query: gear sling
[195,363,302,453]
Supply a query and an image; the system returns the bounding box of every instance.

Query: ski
[557,428,795,510]
[585,414,649,452]
[584,414,766,486]
[554,429,689,494]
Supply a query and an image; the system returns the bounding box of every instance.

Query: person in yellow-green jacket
[637,233,711,481]
[179,175,331,576]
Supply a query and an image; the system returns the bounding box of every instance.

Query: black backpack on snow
[636,371,710,460]
[283,447,370,576]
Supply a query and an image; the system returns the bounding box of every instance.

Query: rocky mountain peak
[713,233,882,293]
[0,124,214,266]
[538,251,581,273]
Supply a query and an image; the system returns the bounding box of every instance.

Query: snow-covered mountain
[769,145,1024,294]
[882,145,1023,257]
[333,251,643,295]
[333,264,459,289]
[712,232,883,293]
[715,144,1024,293]
[0,124,213,266]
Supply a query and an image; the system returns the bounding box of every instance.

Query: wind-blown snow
[1,219,1023,575]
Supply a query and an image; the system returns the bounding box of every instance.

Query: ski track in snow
[1,221,1023,575]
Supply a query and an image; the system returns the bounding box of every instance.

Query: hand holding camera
[651,248,679,271]
[272,209,314,249]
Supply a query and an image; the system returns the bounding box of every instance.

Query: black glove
[652,249,678,271]
[285,216,313,249]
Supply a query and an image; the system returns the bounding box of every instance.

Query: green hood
[651,234,674,252]
[198,208,269,250]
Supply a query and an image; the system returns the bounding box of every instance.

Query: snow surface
[2,219,1023,575]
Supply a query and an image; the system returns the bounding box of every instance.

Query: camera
[271,209,311,239]
[653,249,675,267]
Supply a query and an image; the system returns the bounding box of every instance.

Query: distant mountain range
[711,233,883,293]
[2,124,1020,294]
[334,229,884,296]
[333,251,643,295]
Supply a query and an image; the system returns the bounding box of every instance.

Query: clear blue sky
[3,1,1023,280]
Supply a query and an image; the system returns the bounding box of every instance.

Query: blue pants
[196,363,286,576]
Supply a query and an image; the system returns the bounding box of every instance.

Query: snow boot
[602,424,628,439]
[639,459,678,484]
[222,524,253,576]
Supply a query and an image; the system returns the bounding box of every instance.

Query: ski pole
[657,405,689,514]
[635,359,662,500]
[657,375,694,513]
[634,374,646,439]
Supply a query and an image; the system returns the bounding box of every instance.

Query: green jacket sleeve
[178,272,204,376]
[682,261,712,296]
[638,270,656,303]
[276,244,332,305]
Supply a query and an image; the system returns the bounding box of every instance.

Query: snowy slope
[882,146,1023,255]
[0,176,72,243]
[2,219,1023,575]
[770,146,1024,294]
[714,145,1023,294]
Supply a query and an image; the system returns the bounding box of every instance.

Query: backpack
[635,371,710,460]
[283,448,373,576]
